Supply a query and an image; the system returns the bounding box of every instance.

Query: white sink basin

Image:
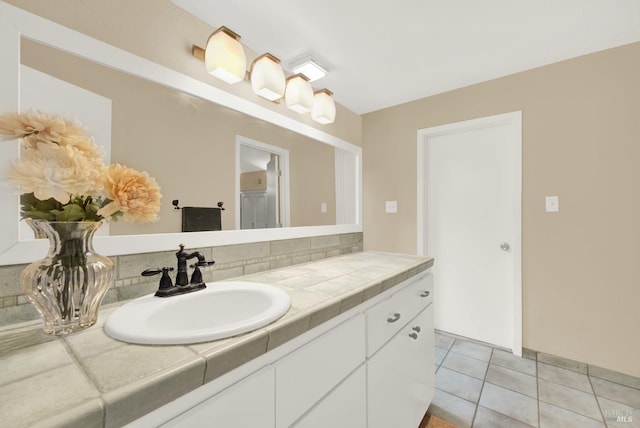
[104,281,291,345]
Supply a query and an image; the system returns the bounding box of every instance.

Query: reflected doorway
[236,136,290,229]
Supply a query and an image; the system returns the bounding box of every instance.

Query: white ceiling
[172,0,640,115]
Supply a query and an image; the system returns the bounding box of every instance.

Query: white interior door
[418,112,522,353]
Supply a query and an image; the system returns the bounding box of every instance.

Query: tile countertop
[0,251,434,428]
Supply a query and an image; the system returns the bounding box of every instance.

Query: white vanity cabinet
[368,307,434,428]
[160,366,275,428]
[293,364,367,428]
[129,270,434,428]
[366,273,435,428]
[275,314,365,427]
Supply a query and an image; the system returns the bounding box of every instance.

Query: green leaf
[52,204,86,221]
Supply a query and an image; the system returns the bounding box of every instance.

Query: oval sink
[104,281,291,345]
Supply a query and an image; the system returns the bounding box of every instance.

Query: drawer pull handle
[420,291,430,297]
[409,332,418,340]
[412,326,421,333]
[387,313,401,323]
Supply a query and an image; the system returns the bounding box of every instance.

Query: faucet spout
[175,244,204,286]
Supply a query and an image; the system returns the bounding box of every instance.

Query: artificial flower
[0,110,161,223]
[98,163,161,223]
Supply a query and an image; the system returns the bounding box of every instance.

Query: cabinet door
[367,305,434,428]
[161,366,275,428]
[294,364,366,428]
[276,314,365,428]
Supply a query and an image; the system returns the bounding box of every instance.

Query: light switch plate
[545,196,559,212]
[385,200,398,213]
[320,202,327,213]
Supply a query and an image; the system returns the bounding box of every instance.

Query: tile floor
[428,331,640,428]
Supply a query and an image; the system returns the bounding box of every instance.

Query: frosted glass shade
[251,53,286,101]
[311,89,336,124]
[285,74,314,113]
[204,27,246,84]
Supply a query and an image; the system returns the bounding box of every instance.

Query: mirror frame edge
[0,1,363,265]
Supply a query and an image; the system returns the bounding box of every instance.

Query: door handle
[500,242,510,251]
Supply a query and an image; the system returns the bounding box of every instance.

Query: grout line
[587,372,609,427]
[470,346,492,427]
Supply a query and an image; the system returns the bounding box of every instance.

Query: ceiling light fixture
[193,26,246,84]
[250,53,286,101]
[311,89,336,124]
[192,33,337,124]
[284,74,314,113]
[290,58,328,82]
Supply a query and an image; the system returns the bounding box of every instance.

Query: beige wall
[6,0,362,146]
[362,42,640,378]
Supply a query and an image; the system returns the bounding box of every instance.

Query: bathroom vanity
[0,252,434,428]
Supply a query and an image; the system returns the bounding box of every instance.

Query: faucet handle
[193,260,216,267]
[141,268,162,276]
[142,267,176,294]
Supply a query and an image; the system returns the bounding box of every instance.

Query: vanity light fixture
[311,89,336,124]
[290,57,328,82]
[284,74,314,113]
[250,53,286,101]
[193,26,246,84]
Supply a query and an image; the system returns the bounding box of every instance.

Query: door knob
[500,242,510,251]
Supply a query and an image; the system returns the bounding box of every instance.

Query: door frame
[416,111,522,355]
[236,135,291,229]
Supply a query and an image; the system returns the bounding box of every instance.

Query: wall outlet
[545,196,559,212]
[385,200,398,213]
[320,202,327,213]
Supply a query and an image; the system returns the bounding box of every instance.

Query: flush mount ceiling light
[311,89,336,124]
[290,58,328,82]
[250,53,286,101]
[284,74,314,113]
[192,26,246,84]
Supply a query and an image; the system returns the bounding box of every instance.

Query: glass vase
[21,219,115,335]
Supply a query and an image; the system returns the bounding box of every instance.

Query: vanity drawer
[366,272,433,357]
[275,314,365,428]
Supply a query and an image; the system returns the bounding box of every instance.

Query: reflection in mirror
[239,139,289,229]
[18,38,344,236]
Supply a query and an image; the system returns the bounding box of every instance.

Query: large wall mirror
[0,2,362,265]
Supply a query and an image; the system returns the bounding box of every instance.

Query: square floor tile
[485,364,537,398]
[429,388,476,428]
[435,346,448,365]
[591,377,640,410]
[473,405,536,428]
[436,367,484,403]
[435,333,455,350]
[538,378,602,421]
[491,349,536,376]
[442,351,489,380]
[539,401,605,428]
[538,362,592,393]
[451,340,492,362]
[479,382,538,426]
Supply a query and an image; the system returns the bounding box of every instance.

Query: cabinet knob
[409,332,418,340]
[412,326,421,333]
[420,291,430,297]
[387,313,401,323]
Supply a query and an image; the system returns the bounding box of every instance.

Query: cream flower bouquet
[0,111,161,223]
[0,110,162,335]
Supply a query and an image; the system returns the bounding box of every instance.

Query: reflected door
[241,192,267,229]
